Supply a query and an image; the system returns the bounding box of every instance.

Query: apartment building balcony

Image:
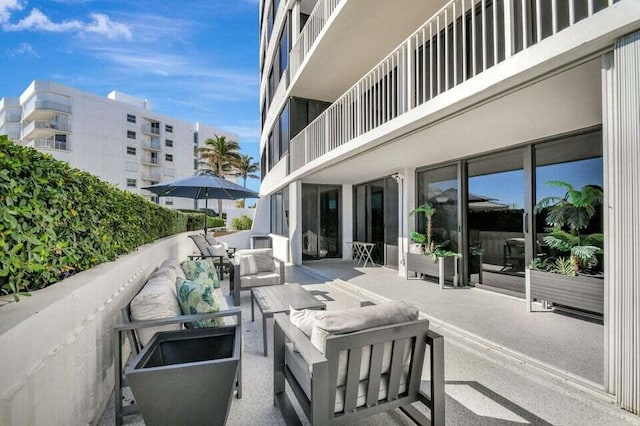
[141,138,162,151]
[22,97,72,122]
[141,170,162,181]
[141,155,161,166]
[0,110,21,128]
[24,138,69,151]
[287,0,631,179]
[141,123,160,136]
[21,119,71,140]
[288,0,444,101]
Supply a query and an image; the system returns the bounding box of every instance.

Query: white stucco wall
[0,232,196,425]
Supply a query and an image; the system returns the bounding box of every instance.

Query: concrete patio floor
[99,265,639,425]
[300,260,604,386]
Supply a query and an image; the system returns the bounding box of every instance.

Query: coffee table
[251,284,325,356]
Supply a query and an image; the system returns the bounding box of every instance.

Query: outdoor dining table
[348,241,376,267]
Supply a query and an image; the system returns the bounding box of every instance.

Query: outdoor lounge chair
[189,234,233,278]
[231,248,285,306]
[205,233,237,257]
[273,301,445,425]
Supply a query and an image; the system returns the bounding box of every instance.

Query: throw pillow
[176,278,221,329]
[254,254,276,273]
[289,306,320,337]
[238,255,258,275]
[180,259,220,288]
[130,276,182,346]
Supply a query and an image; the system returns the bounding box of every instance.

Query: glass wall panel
[369,180,385,263]
[354,185,367,241]
[302,184,341,259]
[416,165,459,254]
[467,150,525,297]
[302,185,318,259]
[534,131,604,280]
[384,177,399,268]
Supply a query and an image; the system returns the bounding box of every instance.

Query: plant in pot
[407,203,459,286]
[528,181,604,315]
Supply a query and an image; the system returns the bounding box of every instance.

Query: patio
[300,260,604,386]
[98,264,639,425]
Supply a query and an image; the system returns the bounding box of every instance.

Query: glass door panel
[384,177,399,268]
[467,150,526,297]
[302,185,319,260]
[369,180,385,263]
[319,187,341,258]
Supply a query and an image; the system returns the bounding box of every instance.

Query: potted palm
[407,203,459,286]
[527,181,604,316]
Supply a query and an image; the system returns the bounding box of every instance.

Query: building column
[289,180,302,265]
[602,31,640,414]
[342,184,353,260]
[399,167,416,277]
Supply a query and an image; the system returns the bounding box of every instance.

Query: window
[290,97,331,138]
[193,132,198,145]
[278,16,289,80]
[194,159,198,170]
[165,154,173,162]
[261,148,267,180]
[267,0,274,39]
[268,66,276,105]
[127,114,136,123]
[165,198,174,206]
[279,104,290,156]
[270,187,289,236]
[127,146,136,155]
[165,124,173,133]
[127,130,136,139]
[165,139,173,148]
[126,178,137,188]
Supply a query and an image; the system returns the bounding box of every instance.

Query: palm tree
[197,135,241,216]
[234,154,259,205]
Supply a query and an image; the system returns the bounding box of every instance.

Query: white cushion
[239,272,281,288]
[238,255,258,275]
[207,243,228,258]
[235,248,273,257]
[160,259,186,280]
[130,276,182,346]
[289,306,320,338]
[148,267,178,295]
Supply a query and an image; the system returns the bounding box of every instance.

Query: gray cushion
[239,272,281,288]
[160,259,186,280]
[235,248,273,257]
[130,276,182,346]
[253,254,276,273]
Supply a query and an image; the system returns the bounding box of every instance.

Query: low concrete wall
[216,230,252,251]
[271,234,290,262]
[0,232,195,425]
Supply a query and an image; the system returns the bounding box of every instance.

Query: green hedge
[232,215,253,231]
[0,136,188,299]
[183,213,225,231]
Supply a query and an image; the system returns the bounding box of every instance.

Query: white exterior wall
[2,81,238,211]
[0,233,196,425]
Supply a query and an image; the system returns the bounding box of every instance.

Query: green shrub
[231,215,253,231]
[184,213,225,231]
[0,136,188,300]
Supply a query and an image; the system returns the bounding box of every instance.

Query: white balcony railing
[142,171,162,181]
[21,119,71,138]
[30,138,69,151]
[290,0,615,172]
[142,155,160,166]
[142,139,162,151]
[22,97,72,119]
[142,123,160,135]
[290,0,343,79]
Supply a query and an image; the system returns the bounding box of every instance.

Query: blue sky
[0,0,261,192]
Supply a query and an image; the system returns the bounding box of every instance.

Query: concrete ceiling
[290,0,447,102]
[303,58,603,185]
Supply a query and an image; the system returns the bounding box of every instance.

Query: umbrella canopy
[142,173,259,200]
[142,173,259,233]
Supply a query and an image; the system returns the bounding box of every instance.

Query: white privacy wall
[0,232,196,425]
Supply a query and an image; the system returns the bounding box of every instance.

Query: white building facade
[0,81,238,211]
[257,0,640,416]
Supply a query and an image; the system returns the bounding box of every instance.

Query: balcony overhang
[289,0,447,102]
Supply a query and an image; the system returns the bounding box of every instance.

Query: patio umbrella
[142,172,260,234]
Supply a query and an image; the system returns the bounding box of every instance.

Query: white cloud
[0,0,22,24]
[7,41,39,57]
[4,8,82,32]
[3,8,131,40]
[85,13,132,40]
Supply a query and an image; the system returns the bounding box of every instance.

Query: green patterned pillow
[180,259,220,288]
[176,278,222,329]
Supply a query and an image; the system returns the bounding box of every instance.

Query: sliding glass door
[302,184,341,260]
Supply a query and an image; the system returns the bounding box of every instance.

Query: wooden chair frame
[273,313,445,425]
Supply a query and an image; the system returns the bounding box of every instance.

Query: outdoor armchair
[273,301,445,425]
[231,248,285,306]
[188,234,233,278]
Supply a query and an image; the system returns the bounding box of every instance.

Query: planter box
[528,269,604,315]
[125,326,240,426]
[406,253,456,283]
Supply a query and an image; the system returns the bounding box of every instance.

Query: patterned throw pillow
[180,259,220,288]
[176,278,221,329]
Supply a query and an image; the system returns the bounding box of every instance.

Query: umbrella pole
[204,189,208,235]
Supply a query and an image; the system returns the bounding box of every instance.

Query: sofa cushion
[180,258,220,288]
[254,254,276,273]
[239,271,281,289]
[238,255,258,275]
[289,306,320,338]
[148,267,178,295]
[235,248,273,257]
[176,278,222,329]
[130,276,182,346]
[160,259,186,281]
[310,301,418,352]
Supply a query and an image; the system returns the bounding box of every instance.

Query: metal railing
[142,123,160,135]
[290,0,614,172]
[30,138,69,151]
[142,171,162,181]
[289,0,343,79]
[23,99,72,118]
[142,155,160,165]
[142,140,162,151]
[22,119,71,138]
